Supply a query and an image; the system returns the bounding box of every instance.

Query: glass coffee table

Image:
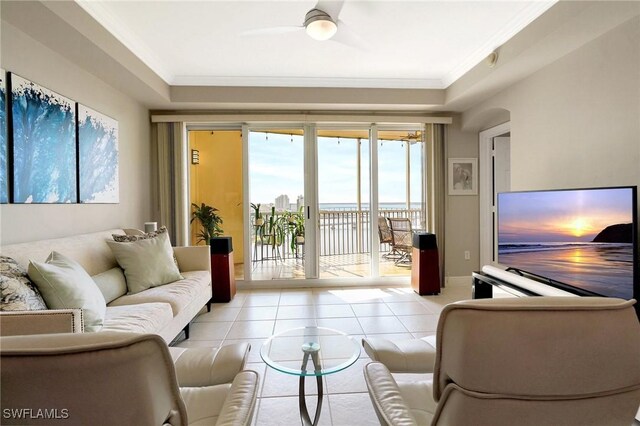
[261,326,361,426]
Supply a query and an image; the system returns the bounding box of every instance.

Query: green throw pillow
[106,231,184,294]
[28,252,107,332]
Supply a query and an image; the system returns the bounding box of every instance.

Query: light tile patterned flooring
[173,284,472,426]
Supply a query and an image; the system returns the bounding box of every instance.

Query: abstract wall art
[78,104,119,203]
[0,70,7,203]
[10,74,76,203]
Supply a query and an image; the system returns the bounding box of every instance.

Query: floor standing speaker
[411,233,441,295]
[210,237,236,303]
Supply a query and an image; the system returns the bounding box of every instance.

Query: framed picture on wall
[10,73,77,203]
[78,104,119,203]
[0,69,7,204]
[448,158,478,195]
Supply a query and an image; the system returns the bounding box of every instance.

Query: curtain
[151,122,188,246]
[427,123,447,287]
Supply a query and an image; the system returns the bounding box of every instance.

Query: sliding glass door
[248,129,307,280]
[317,129,371,278]
[194,123,429,284]
[376,129,426,277]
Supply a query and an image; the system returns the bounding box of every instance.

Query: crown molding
[442,1,557,88]
[170,75,445,89]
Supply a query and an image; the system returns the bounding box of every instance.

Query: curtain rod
[150,113,452,124]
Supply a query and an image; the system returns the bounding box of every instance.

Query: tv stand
[472,271,539,299]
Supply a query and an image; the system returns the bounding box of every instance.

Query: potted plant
[190,202,224,244]
[251,203,264,226]
[293,207,305,244]
[284,207,305,251]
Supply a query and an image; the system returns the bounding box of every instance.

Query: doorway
[479,122,511,267]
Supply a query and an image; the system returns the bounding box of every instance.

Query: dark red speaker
[210,237,236,303]
[411,233,441,295]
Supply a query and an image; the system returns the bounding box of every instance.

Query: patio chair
[378,217,402,259]
[388,217,413,265]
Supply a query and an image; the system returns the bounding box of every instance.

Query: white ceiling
[76,0,556,89]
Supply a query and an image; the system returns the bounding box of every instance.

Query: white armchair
[363,297,640,426]
[1,332,258,426]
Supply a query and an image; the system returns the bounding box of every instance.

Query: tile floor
[173,284,472,426]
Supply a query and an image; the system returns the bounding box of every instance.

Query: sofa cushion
[112,226,167,242]
[106,231,183,294]
[108,271,211,316]
[0,256,47,311]
[92,268,128,304]
[28,252,106,332]
[102,303,173,335]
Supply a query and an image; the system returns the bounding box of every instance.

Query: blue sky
[249,131,423,206]
[498,188,634,242]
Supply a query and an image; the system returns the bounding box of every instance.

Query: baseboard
[445,276,472,287]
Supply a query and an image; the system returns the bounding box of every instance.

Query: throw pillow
[0,256,47,311]
[112,226,168,242]
[28,252,107,332]
[106,230,184,294]
[112,226,179,267]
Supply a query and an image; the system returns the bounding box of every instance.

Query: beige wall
[445,117,480,277]
[0,21,151,244]
[456,16,639,275]
[189,131,244,263]
[463,16,639,191]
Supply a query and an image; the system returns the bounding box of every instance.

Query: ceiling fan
[241,0,367,49]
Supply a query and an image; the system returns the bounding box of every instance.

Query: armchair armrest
[364,362,418,426]
[0,309,83,336]
[215,370,259,426]
[174,246,211,273]
[362,335,436,373]
[168,343,250,387]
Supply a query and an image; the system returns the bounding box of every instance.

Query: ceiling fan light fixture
[304,9,337,41]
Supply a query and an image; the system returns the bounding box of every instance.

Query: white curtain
[427,123,447,287]
[151,122,188,246]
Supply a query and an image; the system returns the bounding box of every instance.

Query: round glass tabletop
[260,326,361,377]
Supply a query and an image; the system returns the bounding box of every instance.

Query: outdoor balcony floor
[235,253,411,281]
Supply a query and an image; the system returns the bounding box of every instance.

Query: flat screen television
[497,186,638,305]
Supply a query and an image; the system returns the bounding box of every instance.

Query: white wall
[445,117,480,277]
[463,16,639,192]
[0,21,151,244]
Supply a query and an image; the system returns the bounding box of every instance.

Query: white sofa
[0,229,212,343]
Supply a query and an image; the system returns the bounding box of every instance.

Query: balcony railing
[252,208,423,261]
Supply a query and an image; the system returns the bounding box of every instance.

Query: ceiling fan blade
[331,20,370,51]
[315,0,345,20]
[240,26,303,37]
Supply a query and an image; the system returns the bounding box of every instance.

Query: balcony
[250,208,423,280]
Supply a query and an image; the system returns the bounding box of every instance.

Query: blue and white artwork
[78,104,119,203]
[10,74,76,203]
[0,70,7,203]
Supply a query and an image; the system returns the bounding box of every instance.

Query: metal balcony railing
[252,208,423,261]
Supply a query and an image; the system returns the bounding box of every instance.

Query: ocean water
[498,242,634,299]
[318,202,422,211]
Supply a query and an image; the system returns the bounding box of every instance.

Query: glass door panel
[189,130,245,280]
[377,130,425,277]
[317,130,371,278]
[248,129,305,280]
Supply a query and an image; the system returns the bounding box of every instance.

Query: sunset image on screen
[497,187,635,299]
